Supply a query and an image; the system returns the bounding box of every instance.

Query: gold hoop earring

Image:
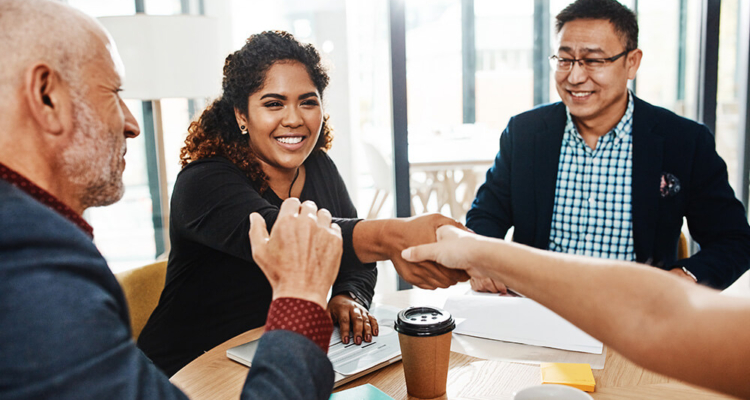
[240,125,248,135]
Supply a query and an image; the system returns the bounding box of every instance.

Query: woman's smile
[274,134,307,150]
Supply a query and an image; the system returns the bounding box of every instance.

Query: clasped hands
[355,213,471,290]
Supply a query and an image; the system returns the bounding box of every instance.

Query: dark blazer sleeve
[678,127,750,288]
[0,188,189,400]
[466,120,515,239]
[242,330,334,400]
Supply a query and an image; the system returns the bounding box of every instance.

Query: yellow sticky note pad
[540,362,596,392]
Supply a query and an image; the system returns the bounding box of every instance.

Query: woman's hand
[327,294,379,345]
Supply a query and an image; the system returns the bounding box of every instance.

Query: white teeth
[276,137,303,144]
[571,92,592,97]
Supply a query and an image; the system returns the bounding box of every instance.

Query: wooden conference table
[171,287,736,400]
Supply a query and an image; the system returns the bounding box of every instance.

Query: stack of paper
[541,362,596,392]
[444,295,603,354]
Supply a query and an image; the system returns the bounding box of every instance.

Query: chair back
[115,260,167,341]
[362,142,393,192]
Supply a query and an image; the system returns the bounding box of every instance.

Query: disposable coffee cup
[394,306,456,399]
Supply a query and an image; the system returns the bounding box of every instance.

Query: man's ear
[23,63,72,136]
[626,49,643,80]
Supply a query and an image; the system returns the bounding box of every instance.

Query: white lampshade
[98,14,223,100]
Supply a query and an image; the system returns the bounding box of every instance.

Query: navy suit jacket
[0,179,334,400]
[466,96,750,289]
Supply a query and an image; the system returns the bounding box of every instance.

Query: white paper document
[444,294,603,354]
[450,332,607,369]
[327,305,402,376]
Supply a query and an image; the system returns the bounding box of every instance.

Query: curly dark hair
[555,0,639,51]
[180,30,333,193]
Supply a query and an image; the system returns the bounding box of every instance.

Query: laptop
[227,305,402,387]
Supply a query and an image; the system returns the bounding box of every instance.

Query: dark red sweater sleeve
[265,298,333,353]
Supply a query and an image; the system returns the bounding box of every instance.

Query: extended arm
[403,226,750,399]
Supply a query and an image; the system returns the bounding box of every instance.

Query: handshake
[249,198,471,307]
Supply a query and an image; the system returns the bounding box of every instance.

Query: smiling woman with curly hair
[179,30,334,193]
[138,30,469,377]
[136,31,377,376]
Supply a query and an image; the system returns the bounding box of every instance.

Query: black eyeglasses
[549,49,631,72]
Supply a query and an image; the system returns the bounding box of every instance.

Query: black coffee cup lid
[394,306,455,337]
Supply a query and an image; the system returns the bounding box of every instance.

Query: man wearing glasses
[466,0,750,292]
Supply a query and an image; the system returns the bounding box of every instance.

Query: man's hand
[327,294,379,345]
[384,214,470,289]
[249,199,343,309]
[400,224,492,280]
[470,276,508,294]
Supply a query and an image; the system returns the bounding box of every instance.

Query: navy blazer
[0,180,334,400]
[467,96,750,289]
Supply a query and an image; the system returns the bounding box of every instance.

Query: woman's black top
[137,152,377,376]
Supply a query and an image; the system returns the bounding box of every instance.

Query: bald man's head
[0,0,140,214]
[0,0,105,103]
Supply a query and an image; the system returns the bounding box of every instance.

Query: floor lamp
[98,14,222,257]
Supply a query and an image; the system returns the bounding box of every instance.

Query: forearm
[351,219,401,263]
[471,238,750,397]
[490,241,686,343]
[351,215,462,263]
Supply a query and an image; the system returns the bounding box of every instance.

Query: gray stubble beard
[59,87,126,210]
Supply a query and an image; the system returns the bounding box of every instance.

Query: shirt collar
[0,162,94,238]
[564,90,635,146]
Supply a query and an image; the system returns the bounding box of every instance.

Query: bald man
[0,1,339,399]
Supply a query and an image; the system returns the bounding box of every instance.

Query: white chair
[362,142,394,219]
[361,142,442,218]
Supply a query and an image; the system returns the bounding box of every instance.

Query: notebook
[227,305,402,388]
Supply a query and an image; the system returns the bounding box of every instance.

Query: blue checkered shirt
[547,93,636,260]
